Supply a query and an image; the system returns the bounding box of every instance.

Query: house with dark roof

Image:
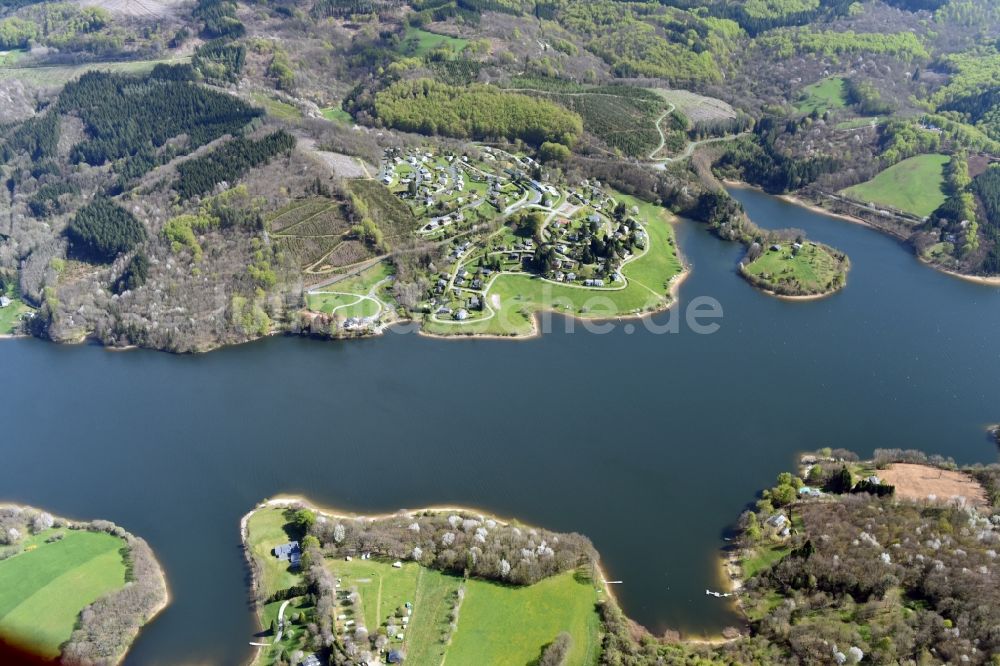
[274,541,302,567]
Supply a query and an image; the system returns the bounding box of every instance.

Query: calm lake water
[1,187,999,665]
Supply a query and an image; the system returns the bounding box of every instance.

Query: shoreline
[744,182,1000,289]
[241,496,627,632]
[240,494,750,646]
[416,265,691,342]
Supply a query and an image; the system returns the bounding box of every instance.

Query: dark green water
[1,187,998,665]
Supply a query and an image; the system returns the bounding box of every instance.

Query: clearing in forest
[877,463,988,507]
[841,154,949,218]
[795,77,847,116]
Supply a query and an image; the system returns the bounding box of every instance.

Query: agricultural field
[0,529,127,658]
[795,77,847,115]
[841,153,949,218]
[741,241,847,296]
[447,572,601,666]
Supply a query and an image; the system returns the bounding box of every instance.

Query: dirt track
[878,463,988,507]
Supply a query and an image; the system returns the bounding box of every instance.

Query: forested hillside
[372,79,583,146]
[0,0,999,349]
[57,70,262,185]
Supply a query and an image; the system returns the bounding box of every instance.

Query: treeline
[56,70,261,184]
[305,507,597,587]
[932,49,1000,142]
[654,0,856,37]
[756,28,929,60]
[311,0,405,18]
[844,77,894,115]
[747,487,1000,663]
[192,0,244,39]
[61,529,167,665]
[974,165,1000,229]
[0,3,110,52]
[65,197,146,263]
[192,39,246,82]
[0,507,167,665]
[175,130,296,199]
[373,78,583,146]
[973,165,1000,272]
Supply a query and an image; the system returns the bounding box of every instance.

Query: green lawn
[447,571,601,666]
[401,27,469,57]
[841,153,949,218]
[250,92,302,121]
[0,293,33,335]
[0,530,127,657]
[246,508,304,598]
[422,192,684,337]
[306,262,393,317]
[796,77,847,115]
[742,242,844,295]
[306,293,381,319]
[741,545,792,580]
[321,106,354,124]
[316,262,393,296]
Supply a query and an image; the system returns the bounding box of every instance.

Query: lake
[1,187,998,665]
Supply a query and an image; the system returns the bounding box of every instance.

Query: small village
[379,147,654,325]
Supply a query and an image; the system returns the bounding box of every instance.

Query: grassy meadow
[402,28,469,57]
[0,56,190,86]
[841,153,949,217]
[447,571,602,665]
[742,242,845,295]
[795,77,847,115]
[0,530,127,657]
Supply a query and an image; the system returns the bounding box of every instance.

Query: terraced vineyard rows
[268,197,357,271]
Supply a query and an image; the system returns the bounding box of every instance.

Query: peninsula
[0,505,168,664]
